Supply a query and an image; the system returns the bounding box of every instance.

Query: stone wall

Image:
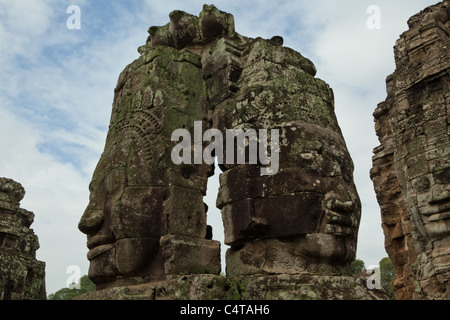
[371,1,449,300]
[0,178,46,300]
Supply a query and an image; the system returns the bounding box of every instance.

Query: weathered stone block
[160,235,221,275]
[110,186,166,240]
[163,186,207,238]
[217,164,326,209]
[225,238,345,277]
[222,193,324,245]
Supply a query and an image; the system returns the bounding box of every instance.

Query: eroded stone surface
[79,4,363,297]
[0,178,46,300]
[371,1,450,300]
[76,274,390,300]
[78,38,217,290]
[203,31,361,277]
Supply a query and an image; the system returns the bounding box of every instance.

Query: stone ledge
[76,274,391,300]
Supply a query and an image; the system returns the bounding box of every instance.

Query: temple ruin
[77,5,389,300]
[0,178,46,300]
[371,1,449,300]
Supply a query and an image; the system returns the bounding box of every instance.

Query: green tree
[48,275,95,300]
[379,257,396,298]
[350,259,366,274]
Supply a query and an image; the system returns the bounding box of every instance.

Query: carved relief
[371,1,449,300]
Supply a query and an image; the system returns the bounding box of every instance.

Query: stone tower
[371,1,449,300]
[0,178,46,300]
[78,5,387,300]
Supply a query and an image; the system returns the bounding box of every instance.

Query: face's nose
[78,207,104,235]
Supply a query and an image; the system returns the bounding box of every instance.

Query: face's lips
[87,243,114,260]
[324,209,357,236]
[325,194,358,217]
[87,233,115,249]
[326,210,354,227]
[86,233,115,260]
[323,196,359,236]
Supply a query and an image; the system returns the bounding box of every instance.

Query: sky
[0,0,440,295]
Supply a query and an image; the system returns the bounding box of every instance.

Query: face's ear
[168,10,199,49]
[148,25,171,48]
[199,4,235,40]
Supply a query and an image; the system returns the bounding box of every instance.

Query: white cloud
[0,0,54,55]
[0,107,90,294]
[0,0,146,294]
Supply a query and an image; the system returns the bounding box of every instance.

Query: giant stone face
[79,5,362,289]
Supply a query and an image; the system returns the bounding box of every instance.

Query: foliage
[350,259,366,274]
[48,275,95,300]
[379,257,396,298]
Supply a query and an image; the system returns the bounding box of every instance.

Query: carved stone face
[408,166,450,242]
[80,4,363,283]
[399,112,450,243]
[79,32,213,287]
[208,35,361,267]
[220,123,361,266]
[385,79,450,250]
[290,124,361,263]
[78,137,165,288]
